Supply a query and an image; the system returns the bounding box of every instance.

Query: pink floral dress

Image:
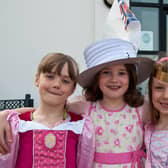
[89,101,145,168]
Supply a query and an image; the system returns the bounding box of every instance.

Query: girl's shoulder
[19,111,32,121]
[67,111,83,121]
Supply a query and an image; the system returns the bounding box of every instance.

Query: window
[131,0,168,94]
[131,0,168,53]
[131,0,158,3]
[131,7,159,51]
[164,0,168,4]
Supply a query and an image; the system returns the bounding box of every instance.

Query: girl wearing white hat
[72,38,153,168]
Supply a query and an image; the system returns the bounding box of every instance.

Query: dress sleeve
[0,111,19,168]
[76,115,95,168]
[144,123,153,168]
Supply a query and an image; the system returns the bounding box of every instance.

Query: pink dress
[145,124,168,168]
[89,101,145,168]
[0,110,95,168]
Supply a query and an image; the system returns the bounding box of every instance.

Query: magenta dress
[0,110,95,168]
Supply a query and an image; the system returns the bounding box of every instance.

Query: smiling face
[152,78,168,117]
[99,64,129,106]
[35,63,75,107]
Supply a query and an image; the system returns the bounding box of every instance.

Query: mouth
[48,90,63,96]
[107,85,121,89]
[160,102,168,108]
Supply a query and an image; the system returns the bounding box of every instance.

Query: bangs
[51,60,77,81]
[38,53,78,81]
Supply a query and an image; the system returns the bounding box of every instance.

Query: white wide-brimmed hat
[78,38,154,87]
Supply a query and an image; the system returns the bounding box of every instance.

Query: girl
[145,56,168,168]
[0,39,153,167]
[0,53,94,168]
[69,38,153,168]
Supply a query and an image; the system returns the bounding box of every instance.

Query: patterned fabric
[15,111,83,168]
[150,130,168,167]
[90,101,144,168]
[145,125,168,168]
[33,130,66,167]
[0,110,95,168]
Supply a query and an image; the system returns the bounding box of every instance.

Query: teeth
[161,103,168,105]
[109,86,120,88]
[160,103,168,107]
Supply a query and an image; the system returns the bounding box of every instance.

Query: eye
[62,79,70,84]
[45,73,54,79]
[101,70,111,75]
[62,78,72,84]
[153,85,164,91]
[119,71,127,76]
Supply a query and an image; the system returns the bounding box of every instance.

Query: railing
[0,94,34,110]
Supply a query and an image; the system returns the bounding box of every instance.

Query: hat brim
[78,57,154,87]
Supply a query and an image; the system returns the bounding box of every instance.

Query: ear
[34,74,40,87]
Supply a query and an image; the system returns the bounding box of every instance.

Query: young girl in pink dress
[145,56,168,168]
[0,53,94,168]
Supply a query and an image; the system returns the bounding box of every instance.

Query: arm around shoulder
[66,96,91,115]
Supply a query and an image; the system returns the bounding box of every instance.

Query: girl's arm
[0,111,20,167]
[0,107,35,154]
[0,110,11,154]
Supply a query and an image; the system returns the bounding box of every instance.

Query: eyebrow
[153,79,167,86]
[61,75,71,79]
[47,72,71,78]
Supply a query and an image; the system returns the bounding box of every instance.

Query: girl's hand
[0,107,35,154]
[67,96,90,115]
[0,110,11,154]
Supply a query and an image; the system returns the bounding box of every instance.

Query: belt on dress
[94,149,146,168]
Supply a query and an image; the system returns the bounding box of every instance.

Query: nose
[110,73,118,82]
[53,77,61,88]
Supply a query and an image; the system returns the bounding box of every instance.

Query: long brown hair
[83,64,144,107]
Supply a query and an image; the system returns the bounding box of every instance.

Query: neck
[155,114,168,130]
[101,97,125,109]
[33,103,66,127]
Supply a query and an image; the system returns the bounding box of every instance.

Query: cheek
[65,85,75,96]
[152,92,160,105]
[99,77,106,87]
[98,80,105,92]
[122,77,129,88]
